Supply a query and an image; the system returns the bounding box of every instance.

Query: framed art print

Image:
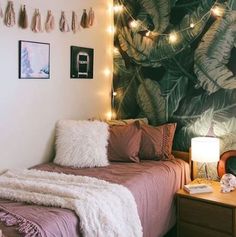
[70,46,94,79]
[19,41,50,79]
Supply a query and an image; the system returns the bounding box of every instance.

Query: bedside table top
[177,180,236,207]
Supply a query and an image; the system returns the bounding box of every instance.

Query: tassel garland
[59,11,70,32]
[31,9,42,33]
[0,1,3,18]
[1,3,95,31]
[4,1,15,27]
[45,10,55,33]
[71,11,78,33]
[19,5,28,29]
[88,7,95,27]
[80,9,88,28]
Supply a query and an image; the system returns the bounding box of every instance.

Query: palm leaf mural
[113,0,236,154]
[118,0,215,66]
[213,117,236,151]
[137,78,166,125]
[159,73,189,119]
[173,109,214,151]
[172,89,236,150]
[137,0,174,33]
[113,53,141,119]
[194,11,236,94]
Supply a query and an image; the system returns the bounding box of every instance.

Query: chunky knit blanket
[0,169,142,237]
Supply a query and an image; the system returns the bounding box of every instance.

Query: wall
[113,0,236,154]
[0,0,113,169]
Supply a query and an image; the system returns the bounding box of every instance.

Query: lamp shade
[191,137,220,163]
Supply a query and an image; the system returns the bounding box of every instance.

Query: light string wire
[115,0,230,37]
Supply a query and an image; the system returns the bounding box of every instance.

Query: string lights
[111,1,227,43]
[110,1,227,110]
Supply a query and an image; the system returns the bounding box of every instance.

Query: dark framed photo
[70,46,94,79]
[19,40,50,79]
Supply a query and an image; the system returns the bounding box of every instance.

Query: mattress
[0,159,190,237]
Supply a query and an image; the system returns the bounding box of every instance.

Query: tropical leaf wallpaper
[113,0,236,154]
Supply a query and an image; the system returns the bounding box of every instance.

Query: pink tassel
[19,5,28,29]
[0,1,3,18]
[88,7,95,27]
[80,9,88,28]
[31,9,43,33]
[59,11,70,32]
[45,10,55,33]
[4,1,15,27]
[71,11,78,33]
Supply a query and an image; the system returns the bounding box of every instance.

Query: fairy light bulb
[106,111,116,120]
[107,26,116,34]
[113,47,119,55]
[106,111,112,120]
[130,20,139,29]
[113,91,117,97]
[211,6,224,17]
[104,68,111,76]
[190,23,195,29]
[169,32,178,44]
[113,5,123,13]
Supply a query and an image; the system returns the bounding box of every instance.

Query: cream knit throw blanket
[0,169,142,237]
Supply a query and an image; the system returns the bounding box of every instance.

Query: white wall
[0,0,113,169]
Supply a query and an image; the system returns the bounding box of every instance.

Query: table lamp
[191,137,220,179]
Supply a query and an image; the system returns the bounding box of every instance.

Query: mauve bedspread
[0,159,190,237]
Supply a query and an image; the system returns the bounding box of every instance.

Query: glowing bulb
[211,6,224,17]
[146,31,151,37]
[113,5,123,13]
[130,20,139,29]
[190,23,195,28]
[104,68,111,76]
[107,26,116,34]
[106,111,116,120]
[113,91,117,97]
[106,111,112,120]
[169,32,178,44]
[113,47,119,55]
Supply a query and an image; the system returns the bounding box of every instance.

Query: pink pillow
[139,123,176,160]
[108,121,141,163]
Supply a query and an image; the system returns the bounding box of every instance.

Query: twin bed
[0,151,190,237]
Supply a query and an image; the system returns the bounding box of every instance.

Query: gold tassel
[88,7,95,27]
[80,9,89,28]
[45,10,55,33]
[4,1,16,27]
[59,11,70,32]
[0,1,3,18]
[71,11,78,34]
[31,9,42,33]
[19,5,28,29]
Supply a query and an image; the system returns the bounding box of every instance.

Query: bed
[0,120,192,237]
[0,151,190,237]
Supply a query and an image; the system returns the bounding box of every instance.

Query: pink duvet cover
[0,159,190,237]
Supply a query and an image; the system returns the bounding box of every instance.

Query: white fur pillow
[54,120,109,168]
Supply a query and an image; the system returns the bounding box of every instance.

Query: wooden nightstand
[176,181,236,237]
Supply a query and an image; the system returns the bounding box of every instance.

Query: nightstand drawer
[179,222,231,237]
[179,197,233,234]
